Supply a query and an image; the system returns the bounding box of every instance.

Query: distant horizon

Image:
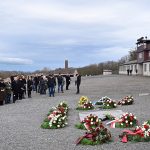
[1,1,150,71]
[0,59,118,72]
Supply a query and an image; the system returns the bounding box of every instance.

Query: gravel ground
[1,75,150,150]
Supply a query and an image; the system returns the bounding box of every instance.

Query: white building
[119,37,150,76]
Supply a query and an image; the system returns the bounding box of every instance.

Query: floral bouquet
[49,114,67,129]
[75,114,102,130]
[118,96,134,105]
[95,96,111,105]
[78,96,89,106]
[108,112,138,128]
[47,101,69,116]
[120,120,150,142]
[41,101,69,129]
[102,99,117,109]
[76,96,94,110]
[56,101,69,114]
[76,124,111,145]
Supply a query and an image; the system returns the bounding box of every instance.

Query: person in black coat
[57,73,64,93]
[76,74,81,94]
[17,76,24,100]
[34,75,39,93]
[27,76,33,98]
[11,76,18,103]
[65,74,71,90]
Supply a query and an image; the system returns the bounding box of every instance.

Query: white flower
[125,120,128,123]
[130,122,133,125]
[114,104,117,106]
[57,125,60,128]
[121,123,123,126]
[134,116,137,119]
[107,104,109,106]
[136,126,140,130]
[91,122,93,125]
[125,116,127,119]
[65,122,68,125]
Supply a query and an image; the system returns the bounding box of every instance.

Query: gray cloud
[0,0,150,71]
[0,57,33,65]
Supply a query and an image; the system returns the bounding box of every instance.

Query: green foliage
[75,123,86,130]
[41,122,50,129]
[127,135,150,142]
[95,102,103,105]
[44,118,49,122]
[76,107,94,110]
[105,114,115,120]
[115,122,137,128]
[80,138,101,145]
[102,106,116,109]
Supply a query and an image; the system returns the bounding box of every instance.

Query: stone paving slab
[79,109,124,121]
[1,75,150,150]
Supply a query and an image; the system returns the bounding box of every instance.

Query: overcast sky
[0,0,150,71]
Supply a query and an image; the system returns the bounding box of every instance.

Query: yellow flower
[78,96,89,106]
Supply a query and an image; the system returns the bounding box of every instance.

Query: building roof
[124,60,137,65]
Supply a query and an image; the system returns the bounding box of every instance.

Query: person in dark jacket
[76,74,81,94]
[11,76,18,103]
[21,75,26,98]
[5,80,11,104]
[65,74,71,90]
[0,79,6,105]
[47,74,56,97]
[34,75,39,93]
[27,76,33,98]
[17,76,24,100]
[57,73,63,93]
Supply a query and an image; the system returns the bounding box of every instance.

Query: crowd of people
[0,73,81,105]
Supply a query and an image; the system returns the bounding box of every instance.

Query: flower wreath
[120,120,150,142]
[95,96,111,105]
[76,124,111,145]
[75,114,102,130]
[118,96,134,105]
[102,99,117,109]
[108,112,138,128]
[41,101,68,129]
[76,96,94,110]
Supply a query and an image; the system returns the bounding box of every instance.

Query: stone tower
[65,60,68,69]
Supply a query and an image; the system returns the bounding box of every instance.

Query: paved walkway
[0,75,150,150]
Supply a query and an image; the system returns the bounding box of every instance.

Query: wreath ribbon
[121,129,143,143]
[109,119,122,128]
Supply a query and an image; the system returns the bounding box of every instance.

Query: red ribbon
[121,129,143,143]
[76,132,96,145]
